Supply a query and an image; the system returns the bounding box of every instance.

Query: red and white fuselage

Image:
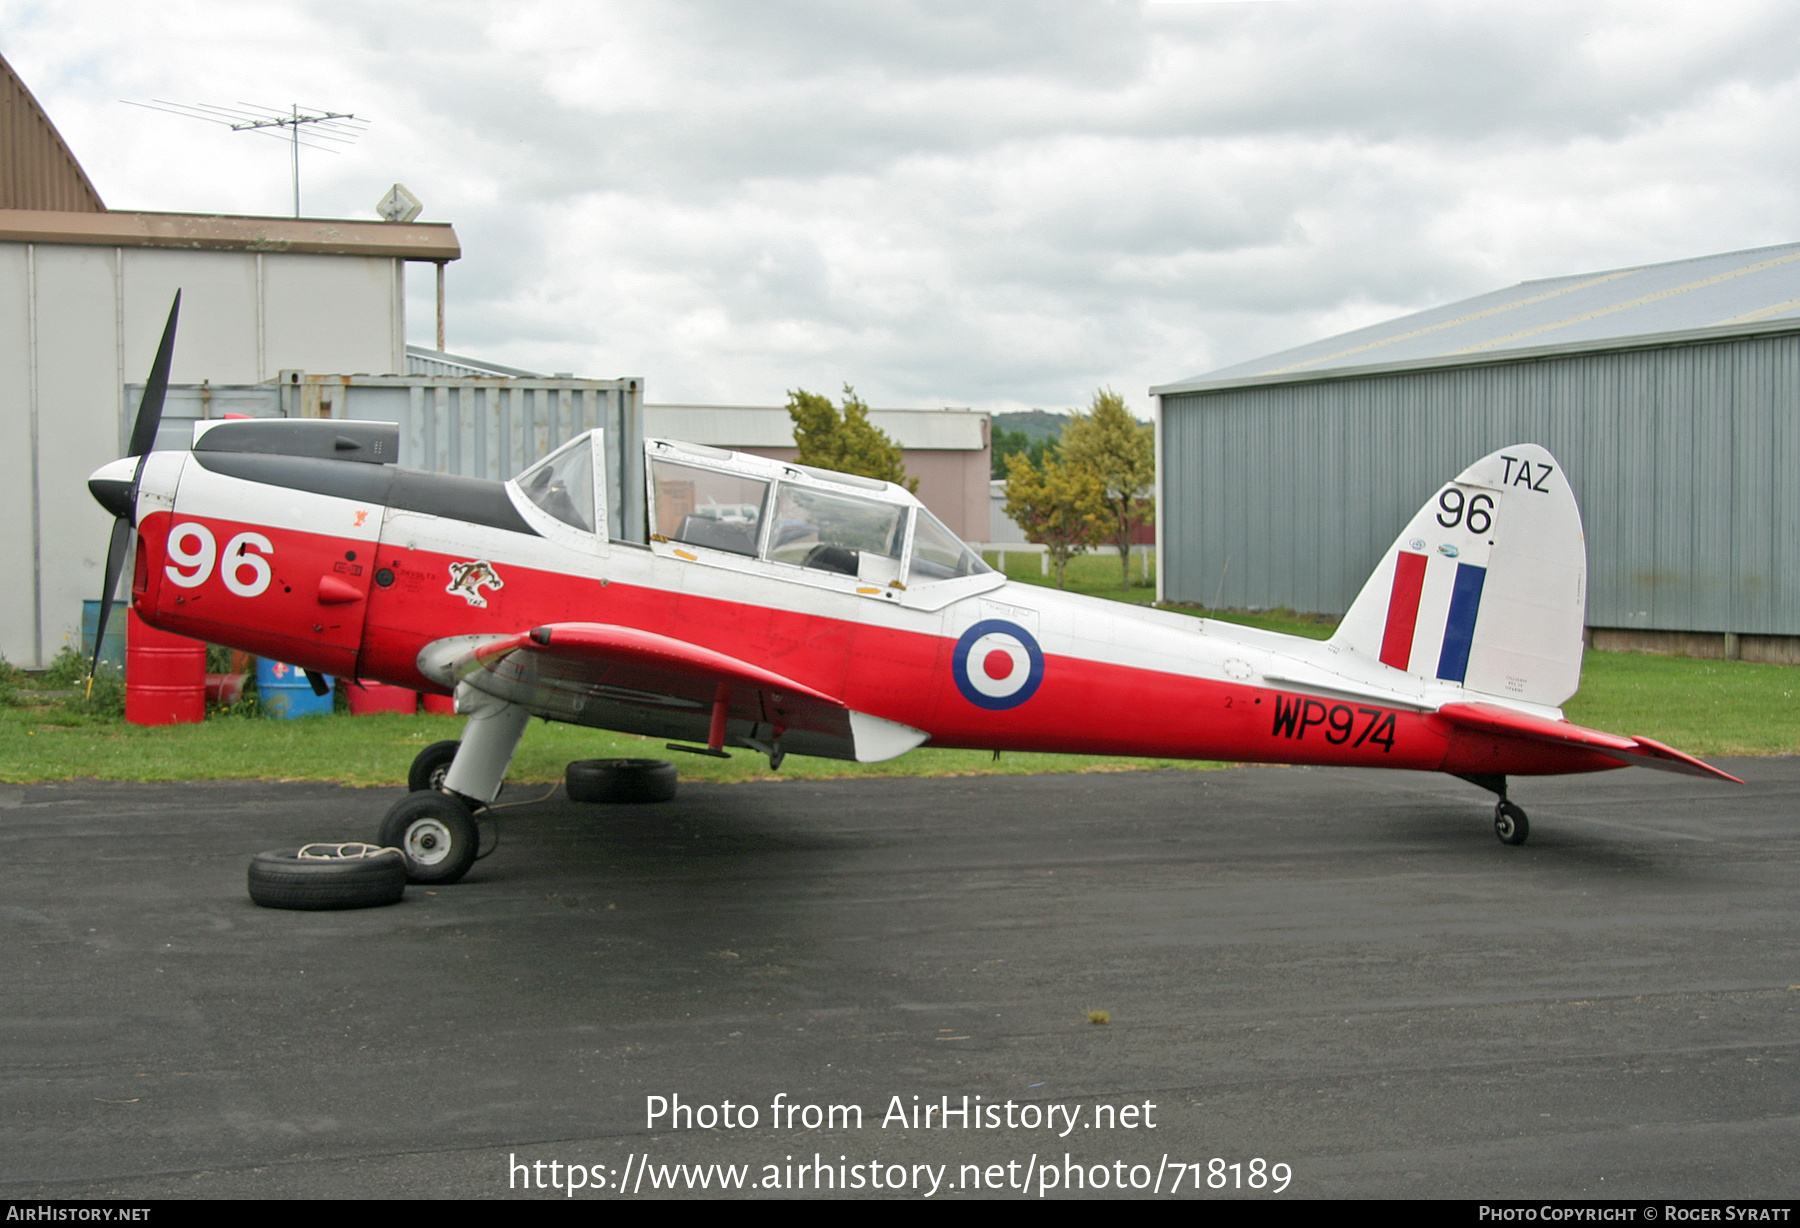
[96,429,1731,791]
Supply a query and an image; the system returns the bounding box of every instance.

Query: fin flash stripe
[1380,552,1428,670]
[1436,563,1487,684]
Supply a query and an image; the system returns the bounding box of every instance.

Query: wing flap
[1434,702,1742,783]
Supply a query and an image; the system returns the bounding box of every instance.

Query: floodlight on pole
[123,100,369,218]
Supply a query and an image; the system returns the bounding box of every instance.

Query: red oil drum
[347,681,418,715]
[126,609,205,725]
[421,692,456,715]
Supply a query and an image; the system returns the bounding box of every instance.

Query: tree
[787,385,918,492]
[1002,450,1104,589]
[1060,387,1154,590]
[991,426,1060,479]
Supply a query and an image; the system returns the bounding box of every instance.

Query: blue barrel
[81,600,128,673]
[256,659,335,719]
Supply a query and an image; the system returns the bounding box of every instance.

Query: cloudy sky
[7,0,1800,414]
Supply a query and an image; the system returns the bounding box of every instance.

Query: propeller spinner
[86,291,180,684]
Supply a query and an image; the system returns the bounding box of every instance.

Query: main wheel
[247,846,406,910]
[408,740,462,794]
[1494,800,1529,846]
[379,792,480,884]
[566,758,678,804]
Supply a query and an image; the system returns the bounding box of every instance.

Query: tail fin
[1331,444,1586,708]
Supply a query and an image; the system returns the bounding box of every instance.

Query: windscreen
[516,437,595,532]
[907,507,991,584]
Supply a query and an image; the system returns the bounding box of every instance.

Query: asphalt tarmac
[2,759,1796,1200]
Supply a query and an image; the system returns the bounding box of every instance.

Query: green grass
[983,548,1160,604]
[1561,653,1800,757]
[1,560,1790,782]
[983,550,1342,639]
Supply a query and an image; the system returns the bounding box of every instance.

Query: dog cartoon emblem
[446,560,504,608]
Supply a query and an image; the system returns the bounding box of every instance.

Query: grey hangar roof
[1149,240,1800,644]
[1153,241,1800,395]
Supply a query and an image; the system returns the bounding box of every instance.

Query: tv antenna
[122,100,370,218]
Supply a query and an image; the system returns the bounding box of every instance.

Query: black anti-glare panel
[193,419,400,465]
[388,468,538,536]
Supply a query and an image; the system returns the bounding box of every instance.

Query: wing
[419,621,927,764]
[1433,701,1742,783]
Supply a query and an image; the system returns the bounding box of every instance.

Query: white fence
[973,542,1155,580]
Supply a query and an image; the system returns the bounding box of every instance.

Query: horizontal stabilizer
[1434,702,1742,783]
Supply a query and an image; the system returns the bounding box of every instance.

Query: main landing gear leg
[440,682,531,807]
[379,683,531,885]
[1455,773,1529,846]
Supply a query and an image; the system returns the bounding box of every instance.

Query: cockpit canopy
[645,439,988,587]
[509,433,991,589]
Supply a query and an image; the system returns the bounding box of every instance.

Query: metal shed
[1,50,463,667]
[1151,242,1800,662]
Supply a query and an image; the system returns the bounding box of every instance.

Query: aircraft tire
[379,792,480,884]
[566,758,678,804]
[408,740,462,794]
[247,847,406,911]
[1494,801,1529,846]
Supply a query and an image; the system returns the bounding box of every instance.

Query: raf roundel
[952,619,1045,711]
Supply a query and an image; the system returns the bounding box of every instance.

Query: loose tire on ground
[378,792,481,884]
[408,740,462,794]
[247,847,406,911]
[566,758,678,804]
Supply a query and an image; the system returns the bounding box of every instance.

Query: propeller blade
[91,290,180,683]
[126,291,181,458]
[90,517,133,682]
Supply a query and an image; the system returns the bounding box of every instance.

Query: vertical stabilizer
[1331,444,1586,708]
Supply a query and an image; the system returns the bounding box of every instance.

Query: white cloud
[7,0,1800,415]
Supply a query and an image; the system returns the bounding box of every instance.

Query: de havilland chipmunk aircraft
[86,298,1738,884]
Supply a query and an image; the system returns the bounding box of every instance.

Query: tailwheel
[1494,800,1529,846]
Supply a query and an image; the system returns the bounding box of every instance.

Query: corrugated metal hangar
[1,51,460,667]
[1151,242,1800,662]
